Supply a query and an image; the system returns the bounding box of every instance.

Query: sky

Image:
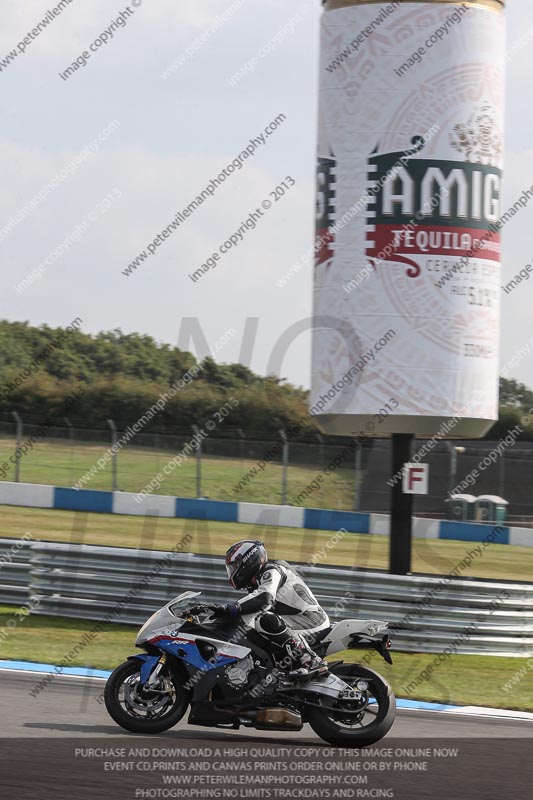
[1,0,532,390]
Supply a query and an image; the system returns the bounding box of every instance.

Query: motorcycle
[104,591,396,747]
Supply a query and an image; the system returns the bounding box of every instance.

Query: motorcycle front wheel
[307,664,396,747]
[104,659,190,734]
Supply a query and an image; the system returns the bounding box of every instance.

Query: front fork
[128,653,167,688]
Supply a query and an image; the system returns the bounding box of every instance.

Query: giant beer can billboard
[311,0,506,438]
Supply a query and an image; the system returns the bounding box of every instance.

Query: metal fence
[1,416,533,518]
[0,417,364,511]
[1,539,531,657]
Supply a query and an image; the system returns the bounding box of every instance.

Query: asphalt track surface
[2,672,532,799]
[1,671,531,739]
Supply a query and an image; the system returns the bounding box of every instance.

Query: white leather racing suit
[236,561,330,661]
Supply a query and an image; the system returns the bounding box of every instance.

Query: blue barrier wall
[439,520,510,545]
[175,498,238,523]
[304,509,369,534]
[54,487,114,514]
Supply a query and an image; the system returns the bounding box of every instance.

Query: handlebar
[181,604,219,618]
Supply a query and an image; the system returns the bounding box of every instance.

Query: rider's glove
[213,604,241,618]
[186,605,205,616]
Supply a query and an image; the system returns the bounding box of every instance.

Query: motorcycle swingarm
[348,632,393,665]
[277,693,366,718]
[281,671,353,699]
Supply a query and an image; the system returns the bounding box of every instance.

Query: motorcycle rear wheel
[307,664,396,747]
[104,659,190,734]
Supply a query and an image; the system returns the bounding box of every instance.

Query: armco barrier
[0,537,33,605]
[1,539,531,656]
[0,481,532,546]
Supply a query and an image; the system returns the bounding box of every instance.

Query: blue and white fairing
[135,591,249,670]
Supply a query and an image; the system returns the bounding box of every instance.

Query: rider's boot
[278,635,328,679]
[256,612,328,680]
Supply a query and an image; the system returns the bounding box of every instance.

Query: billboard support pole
[389,433,414,575]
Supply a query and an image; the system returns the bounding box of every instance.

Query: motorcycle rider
[214,540,330,676]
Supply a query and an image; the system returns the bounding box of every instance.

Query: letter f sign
[402,463,429,494]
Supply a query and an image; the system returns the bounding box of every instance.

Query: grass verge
[0,606,530,711]
[1,505,532,582]
[0,438,354,510]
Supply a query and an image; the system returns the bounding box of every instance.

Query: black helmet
[225,540,268,590]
